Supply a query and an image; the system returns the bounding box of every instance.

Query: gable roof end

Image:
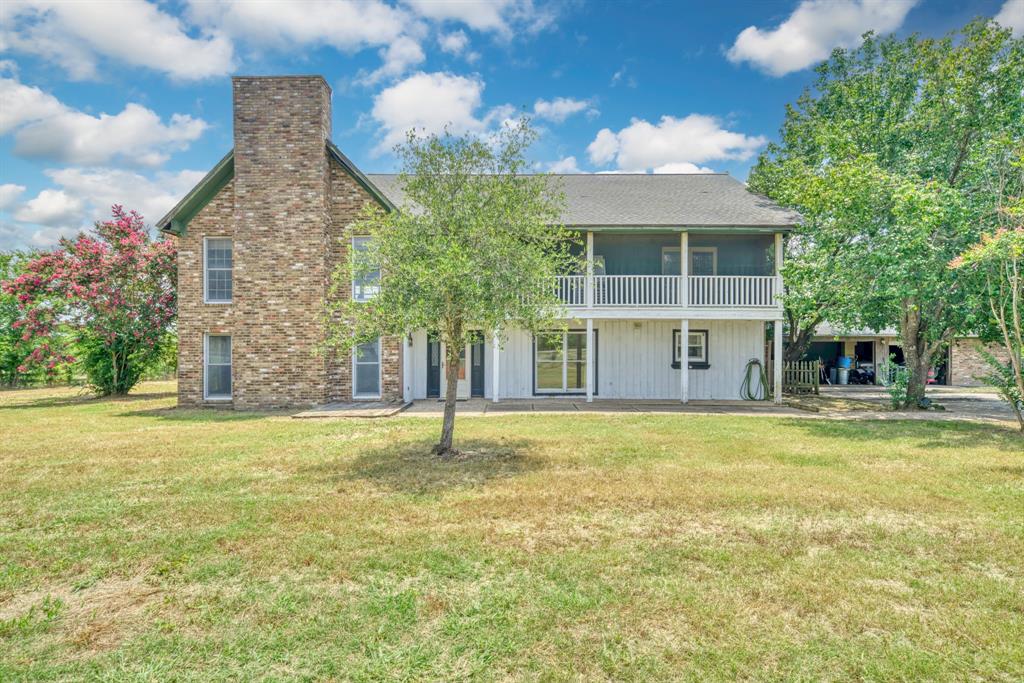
[157,144,394,236]
[157,150,233,235]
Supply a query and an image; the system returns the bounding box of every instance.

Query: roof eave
[326,141,395,212]
[157,150,234,236]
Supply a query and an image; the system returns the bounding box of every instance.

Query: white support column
[585,317,594,403]
[680,230,689,308]
[402,332,413,403]
[491,331,500,403]
[774,232,784,275]
[585,230,594,309]
[681,318,689,404]
[773,320,783,404]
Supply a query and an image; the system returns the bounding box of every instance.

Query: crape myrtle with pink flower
[3,206,177,395]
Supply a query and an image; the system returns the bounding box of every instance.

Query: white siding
[409,319,765,400]
[595,319,763,399]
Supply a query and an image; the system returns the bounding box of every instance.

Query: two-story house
[158,76,798,409]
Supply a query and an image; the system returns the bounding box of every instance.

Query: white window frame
[534,330,588,394]
[203,334,232,401]
[689,246,718,276]
[673,329,708,366]
[352,337,382,400]
[203,237,233,304]
[351,236,380,302]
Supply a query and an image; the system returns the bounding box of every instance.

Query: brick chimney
[230,76,333,408]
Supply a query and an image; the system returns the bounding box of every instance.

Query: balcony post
[586,230,594,309]
[680,230,689,308]
[773,320,783,404]
[585,318,594,403]
[492,330,500,403]
[680,318,689,404]
[774,231,784,309]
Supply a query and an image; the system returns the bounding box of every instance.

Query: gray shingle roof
[364,173,800,229]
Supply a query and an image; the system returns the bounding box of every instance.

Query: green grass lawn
[1,382,1022,681]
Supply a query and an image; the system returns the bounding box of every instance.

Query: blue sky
[1,0,1021,250]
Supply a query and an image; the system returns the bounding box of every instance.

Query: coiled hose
[740,358,769,401]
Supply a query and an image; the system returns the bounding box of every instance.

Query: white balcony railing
[553,274,781,308]
[593,275,681,306]
[689,275,780,307]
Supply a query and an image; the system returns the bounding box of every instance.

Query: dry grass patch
[0,382,1022,681]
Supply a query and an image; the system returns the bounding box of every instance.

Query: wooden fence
[782,360,820,395]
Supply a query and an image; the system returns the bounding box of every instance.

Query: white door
[440,343,471,400]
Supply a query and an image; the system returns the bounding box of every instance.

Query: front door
[470,335,485,397]
[426,337,441,398]
[438,342,471,400]
[455,344,470,399]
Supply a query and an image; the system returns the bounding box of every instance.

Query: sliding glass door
[535,330,590,394]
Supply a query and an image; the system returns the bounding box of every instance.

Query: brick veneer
[175,76,403,409]
[949,338,1011,386]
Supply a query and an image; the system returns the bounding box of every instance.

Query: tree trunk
[902,342,932,409]
[783,312,819,364]
[899,304,940,410]
[435,340,462,456]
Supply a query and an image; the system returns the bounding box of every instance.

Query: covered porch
[405,318,783,405]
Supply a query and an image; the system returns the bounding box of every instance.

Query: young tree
[749,20,1024,406]
[3,206,177,395]
[325,124,577,456]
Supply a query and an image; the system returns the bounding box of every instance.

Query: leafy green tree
[952,167,1024,430]
[0,251,35,386]
[325,123,577,456]
[750,20,1024,406]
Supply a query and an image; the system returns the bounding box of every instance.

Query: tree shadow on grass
[116,406,271,422]
[0,391,177,410]
[777,417,1024,453]
[319,438,544,495]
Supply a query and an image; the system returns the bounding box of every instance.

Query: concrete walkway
[292,388,1019,430]
[401,398,808,418]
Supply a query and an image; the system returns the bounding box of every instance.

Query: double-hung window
[672,329,709,369]
[353,338,381,399]
[204,334,232,400]
[351,236,380,302]
[204,238,233,303]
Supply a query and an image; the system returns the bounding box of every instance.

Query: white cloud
[2,167,208,250]
[358,36,426,85]
[532,97,596,123]
[995,0,1024,36]
[0,184,27,211]
[439,30,469,54]
[0,78,65,135]
[45,167,208,227]
[403,0,554,36]
[1,0,234,80]
[586,114,766,172]
[1,77,207,167]
[586,129,621,166]
[13,189,84,226]
[653,163,716,174]
[188,0,410,52]
[546,156,583,173]
[727,0,918,76]
[371,71,513,152]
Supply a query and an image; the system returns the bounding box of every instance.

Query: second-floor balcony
[554,274,782,309]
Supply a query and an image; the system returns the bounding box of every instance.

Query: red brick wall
[174,76,404,409]
[949,338,1011,386]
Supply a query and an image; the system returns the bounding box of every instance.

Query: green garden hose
[740,358,769,401]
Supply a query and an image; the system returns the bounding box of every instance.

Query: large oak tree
[750,20,1024,406]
